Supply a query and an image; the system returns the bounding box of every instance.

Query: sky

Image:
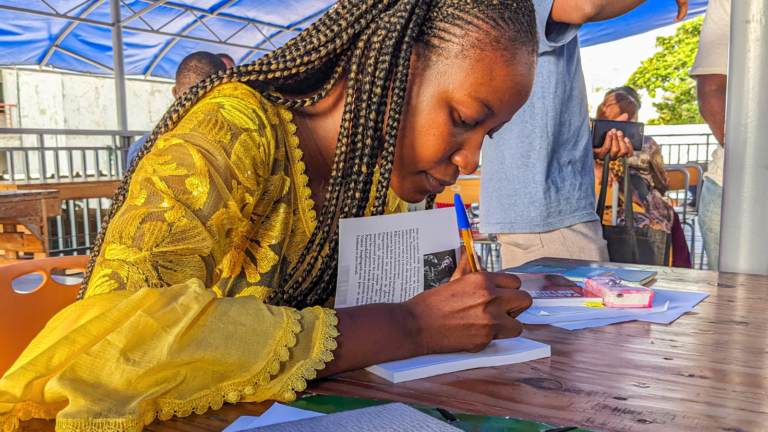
[580,22,683,123]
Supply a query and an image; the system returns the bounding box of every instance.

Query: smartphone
[592,119,644,151]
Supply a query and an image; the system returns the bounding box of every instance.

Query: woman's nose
[451,149,480,175]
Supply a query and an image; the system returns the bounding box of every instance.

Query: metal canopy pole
[720,0,768,275]
[110,0,128,131]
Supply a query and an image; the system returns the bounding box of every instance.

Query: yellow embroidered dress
[0,83,404,432]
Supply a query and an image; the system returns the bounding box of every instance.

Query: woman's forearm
[315,271,530,378]
[318,302,425,377]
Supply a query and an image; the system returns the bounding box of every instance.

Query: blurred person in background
[125,52,227,169]
[594,86,691,268]
[690,0,729,270]
[217,53,236,68]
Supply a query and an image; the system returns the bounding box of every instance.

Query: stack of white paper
[366,337,551,383]
[518,289,708,330]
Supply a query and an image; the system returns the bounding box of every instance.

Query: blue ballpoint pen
[453,194,481,272]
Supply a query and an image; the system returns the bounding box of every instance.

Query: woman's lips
[425,173,452,194]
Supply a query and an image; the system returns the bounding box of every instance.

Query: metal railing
[648,132,718,171]
[0,128,146,183]
[47,197,110,256]
[1,128,146,257]
[0,128,719,259]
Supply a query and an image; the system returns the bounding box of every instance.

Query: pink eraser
[584,277,654,308]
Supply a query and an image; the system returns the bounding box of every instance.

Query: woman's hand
[320,272,530,377]
[406,272,530,354]
[594,129,633,160]
[451,245,485,281]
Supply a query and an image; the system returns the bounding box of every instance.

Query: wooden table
[0,189,61,259]
[19,259,768,432]
[0,180,119,261]
[0,179,120,201]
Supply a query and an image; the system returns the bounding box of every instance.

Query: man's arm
[552,0,689,24]
[696,74,728,145]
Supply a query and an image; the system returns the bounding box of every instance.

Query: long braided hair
[78,0,538,306]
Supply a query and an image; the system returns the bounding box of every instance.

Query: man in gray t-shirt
[480,0,689,268]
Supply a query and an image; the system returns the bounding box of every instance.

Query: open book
[334,208,461,308]
[335,209,550,382]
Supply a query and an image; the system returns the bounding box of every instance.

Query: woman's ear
[616,113,629,122]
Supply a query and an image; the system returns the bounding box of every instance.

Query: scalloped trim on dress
[1,306,339,432]
[272,103,317,239]
[270,307,339,402]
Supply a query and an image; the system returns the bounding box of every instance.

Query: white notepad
[365,337,551,383]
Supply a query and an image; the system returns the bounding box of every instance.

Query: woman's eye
[459,115,477,129]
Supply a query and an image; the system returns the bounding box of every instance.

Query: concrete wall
[0,70,173,136]
[0,70,173,178]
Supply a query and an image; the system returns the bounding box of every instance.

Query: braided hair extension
[78,0,539,305]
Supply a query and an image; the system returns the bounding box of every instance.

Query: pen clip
[436,407,459,424]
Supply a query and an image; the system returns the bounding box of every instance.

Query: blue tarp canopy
[0,0,709,79]
[0,0,334,79]
[579,0,708,47]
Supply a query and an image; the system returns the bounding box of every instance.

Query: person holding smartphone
[593,87,692,268]
[480,0,689,269]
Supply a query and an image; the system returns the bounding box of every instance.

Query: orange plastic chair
[0,255,89,377]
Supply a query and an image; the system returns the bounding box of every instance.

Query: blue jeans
[698,178,722,270]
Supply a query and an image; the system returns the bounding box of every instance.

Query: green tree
[627,17,704,125]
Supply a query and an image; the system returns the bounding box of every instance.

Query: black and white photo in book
[423,249,456,290]
[334,208,460,308]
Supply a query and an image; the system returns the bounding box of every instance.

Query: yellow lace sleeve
[87,83,279,297]
[0,280,338,432]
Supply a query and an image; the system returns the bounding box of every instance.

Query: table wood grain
[0,180,120,201]
[310,260,768,432]
[17,259,768,432]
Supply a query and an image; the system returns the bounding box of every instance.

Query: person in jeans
[690,0,729,270]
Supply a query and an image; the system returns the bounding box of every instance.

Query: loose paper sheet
[335,208,460,308]
[519,289,708,329]
[222,404,324,432]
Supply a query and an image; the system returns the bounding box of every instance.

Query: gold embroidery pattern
[87,83,405,301]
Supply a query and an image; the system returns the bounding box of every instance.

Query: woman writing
[0,0,538,430]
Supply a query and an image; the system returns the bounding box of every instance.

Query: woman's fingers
[494,317,524,340]
[495,288,532,318]
[621,136,633,158]
[493,291,530,341]
[450,246,472,281]
[609,131,634,159]
[450,246,486,281]
[483,271,522,290]
[594,129,615,159]
[610,130,623,158]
